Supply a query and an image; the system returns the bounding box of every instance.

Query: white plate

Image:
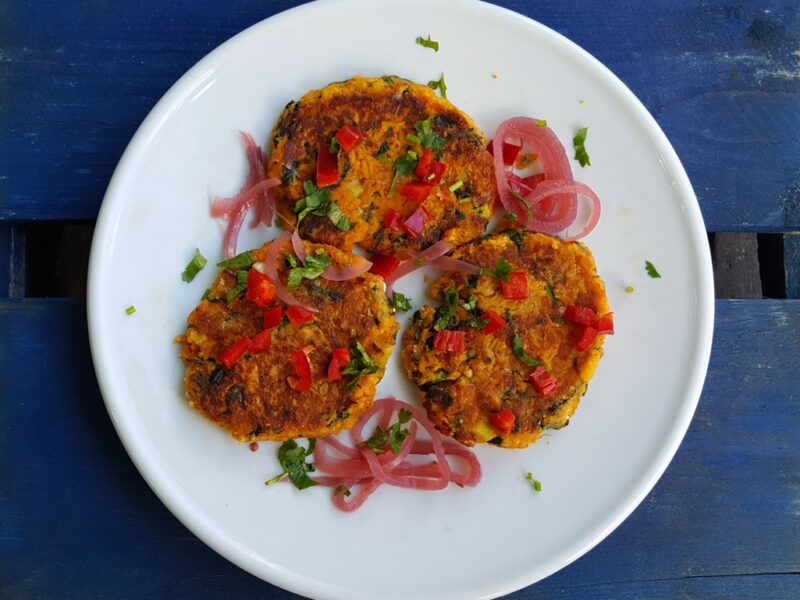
[87,1,714,598]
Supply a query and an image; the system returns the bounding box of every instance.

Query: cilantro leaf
[390,291,413,311]
[427,73,448,99]
[342,341,379,392]
[226,269,249,302]
[182,248,207,282]
[217,250,254,270]
[525,471,542,492]
[363,408,413,455]
[265,438,318,490]
[287,249,331,289]
[415,35,439,52]
[482,257,512,281]
[388,150,418,197]
[294,181,351,231]
[645,260,661,278]
[512,334,542,367]
[432,284,460,331]
[535,119,548,127]
[573,127,591,167]
[414,117,446,151]
[510,191,533,225]
[545,284,558,302]
[125,305,136,315]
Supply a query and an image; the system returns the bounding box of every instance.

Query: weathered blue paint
[1,299,798,598]
[784,233,800,298]
[0,225,25,297]
[1,1,799,230]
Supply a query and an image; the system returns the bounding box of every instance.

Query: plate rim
[87,1,715,598]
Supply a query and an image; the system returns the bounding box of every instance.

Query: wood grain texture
[712,232,762,297]
[0,225,26,297]
[1,1,799,229]
[785,233,800,298]
[1,298,798,599]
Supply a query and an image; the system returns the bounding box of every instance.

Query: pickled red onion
[383,240,452,294]
[237,131,274,229]
[290,227,307,262]
[261,232,317,312]
[430,256,481,275]
[290,228,373,281]
[219,178,281,259]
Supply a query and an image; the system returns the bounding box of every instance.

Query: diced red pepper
[489,408,515,434]
[563,305,598,328]
[433,329,466,353]
[486,139,494,155]
[521,173,546,189]
[425,160,446,184]
[501,272,529,300]
[263,306,283,329]
[335,124,362,152]
[369,253,401,278]
[414,148,434,179]
[400,181,434,203]
[502,142,522,166]
[286,305,314,325]
[327,347,351,383]
[403,206,430,239]
[576,326,598,351]
[530,367,558,396]
[382,208,403,232]
[480,310,506,335]
[316,143,340,187]
[219,337,252,369]
[250,329,272,353]
[245,268,275,307]
[596,312,614,335]
[289,348,313,392]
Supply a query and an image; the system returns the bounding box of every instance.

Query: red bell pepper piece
[335,124,362,152]
[219,337,252,370]
[369,253,401,278]
[250,329,272,353]
[563,305,598,328]
[400,181,434,203]
[327,347,351,382]
[290,348,313,392]
[596,312,614,334]
[576,326,598,351]
[489,408,515,434]
[316,143,340,187]
[501,272,529,300]
[480,310,506,335]
[414,148,434,179]
[433,329,466,353]
[382,208,403,232]
[245,268,275,307]
[263,306,283,329]
[286,305,314,325]
[425,160,446,184]
[521,173,546,190]
[403,206,430,239]
[529,367,558,396]
[502,142,522,166]
[486,139,494,155]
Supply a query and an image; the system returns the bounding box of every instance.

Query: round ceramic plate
[87,1,714,598]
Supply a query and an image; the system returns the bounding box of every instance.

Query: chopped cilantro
[413,117,446,151]
[388,150,418,197]
[535,119,548,127]
[217,250,254,270]
[505,212,519,221]
[294,181,351,231]
[226,270,249,302]
[334,484,351,497]
[545,284,558,302]
[265,438,318,490]
[363,409,413,455]
[374,141,392,164]
[573,127,591,167]
[125,305,136,316]
[448,179,464,192]
[181,248,207,282]
[482,257,512,281]
[201,288,211,301]
[287,249,331,288]
[329,136,341,155]
[390,291,413,311]
[525,472,542,492]
[415,35,439,52]
[406,133,422,144]
[511,190,533,224]
[512,334,542,367]
[645,261,661,278]
[626,285,635,293]
[427,72,448,99]
[432,284,460,331]
[342,341,379,392]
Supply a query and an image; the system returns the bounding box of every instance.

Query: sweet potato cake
[266,76,497,255]
[178,239,399,442]
[401,230,611,448]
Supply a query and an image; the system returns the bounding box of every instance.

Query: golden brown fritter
[401,230,610,448]
[266,76,496,254]
[177,240,399,442]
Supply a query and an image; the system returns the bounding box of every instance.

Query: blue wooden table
[2,1,799,598]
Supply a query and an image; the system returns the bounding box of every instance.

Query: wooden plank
[712,232,762,298]
[785,233,800,299]
[0,225,26,297]
[1,0,799,229]
[1,298,798,598]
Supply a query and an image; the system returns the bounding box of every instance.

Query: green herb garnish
[413,117,446,151]
[645,261,661,278]
[626,285,635,293]
[427,73,448,99]
[482,257,512,281]
[294,181,351,231]
[287,249,331,289]
[573,126,591,167]
[535,119,547,127]
[512,334,542,367]
[511,191,533,224]
[388,150,419,197]
[374,141,392,164]
[545,284,558,302]
[525,472,542,492]
[505,212,518,221]
[390,291,413,311]
[182,248,207,282]
[201,288,211,301]
[266,438,318,490]
[448,179,464,192]
[217,250,254,270]
[125,305,136,315]
[406,133,422,144]
[342,341,379,392]
[329,136,341,155]
[226,269,249,302]
[363,409,413,455]
[415,35,439,52]
[334,484,351,497]
[432,284,459,331]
